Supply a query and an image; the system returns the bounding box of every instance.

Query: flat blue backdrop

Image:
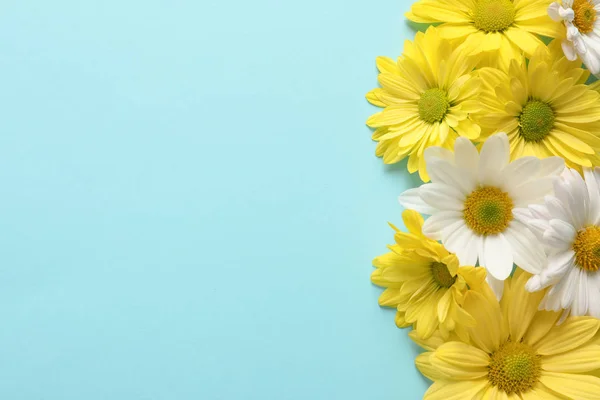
[0,1,427,399]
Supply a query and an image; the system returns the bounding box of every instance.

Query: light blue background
[0,1,427,399]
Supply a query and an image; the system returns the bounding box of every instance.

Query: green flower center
[519,100,555,142]
[573,0,597,33]
[430,262,456,288]
[473,0,515,32]
[573,226,600,271]
[488,341,541,395]
[463,187,514,235]
[418,88,449,124]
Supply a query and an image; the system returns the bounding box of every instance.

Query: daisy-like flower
[518,167,600,318]
[413,270,600,399]
[406,0,562,69]
[475,42,600,171]
[366,27,482,182]
[549,0,600,74]
[372,210,487,339]
[399,133,565,298]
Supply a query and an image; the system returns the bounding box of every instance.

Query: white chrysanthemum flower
[548,0,600,75]
[399,133,565,298]
[518,167,600,318]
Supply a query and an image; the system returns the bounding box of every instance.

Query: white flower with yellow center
[549,0,600,74]
[399,133,565,298]
[519,167,600,318]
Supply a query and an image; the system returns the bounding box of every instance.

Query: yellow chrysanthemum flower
[475,42,600,169]
[371,210,487,339]
[413,269,600,399]
[366,27,482,182]
[406,0,562,69]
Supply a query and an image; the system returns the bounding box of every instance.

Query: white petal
[542,250,576,285]
[511,177,554,206]
[487,274,505,300]
[481,234,514,280]
[478,133,510,186]
[398,187,437,215]
[545,195,571,223]
[584,168,600,225]
[424,146,454,164]
[444,223,476,264]
[572,270,589,316]
[542,285,563,312]
[529,203,551,220]
[426,158,476,195]
[543,227,575,254]
[526,274,543,292]
[454,137,479,172]
[587,286,600,318]
[500,157,540,193]
[539,157,565,177]
[513,207,533,222]
[420,183,466,211]
[504,221,545,274]
[565,168,589,222]
[549,219,577,242]
[561,267,581,309]
[548,2,574,21]
[453,231,480,267]
[562,40,578,61]
[529,219,551,240]
[422,211,463,240]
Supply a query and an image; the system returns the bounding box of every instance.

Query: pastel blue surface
[0,1,427,399]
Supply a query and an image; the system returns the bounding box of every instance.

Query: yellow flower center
[473,0,515,33]
[573,0,597,34]
[488,341,541,395]
[430,262,456,288]
[519,100,555,143]
[573,226,600,271]
[418,88,449,124]
[463,187,514,235]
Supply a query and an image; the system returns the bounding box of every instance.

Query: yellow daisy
[371,210,487,339]
[474,42,600,170]
[406,0,563,69]
[366,27,482,182]
[413,269,600,399]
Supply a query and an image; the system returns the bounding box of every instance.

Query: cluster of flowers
[367,0,600,398]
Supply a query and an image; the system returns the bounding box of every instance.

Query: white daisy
[399,133,565,298]
[519,167,600,318]
[549,0,600,75]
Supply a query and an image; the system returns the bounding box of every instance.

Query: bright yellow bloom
[406,0,563,70]
[413,269,600,399]
[474,42,600,170]
[366,27,482,182]
[371,210,487,339]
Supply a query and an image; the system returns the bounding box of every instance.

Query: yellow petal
[542,344,600,373]
[535,317,600,355]
[462,290,504,353]
[402,209,425,236]
[424,379,488,400]
[506,271,546,341]
[416,352,447,380]
[539,372,600,399]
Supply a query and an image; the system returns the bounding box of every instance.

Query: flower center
[473,0,515,32]
[573,226,600,271]
[519,100,555,143]
[430,262,456,288]
[488,341,541,395]
[418,88,449,124]
[573,0,597,34]
[463,187,514,235]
